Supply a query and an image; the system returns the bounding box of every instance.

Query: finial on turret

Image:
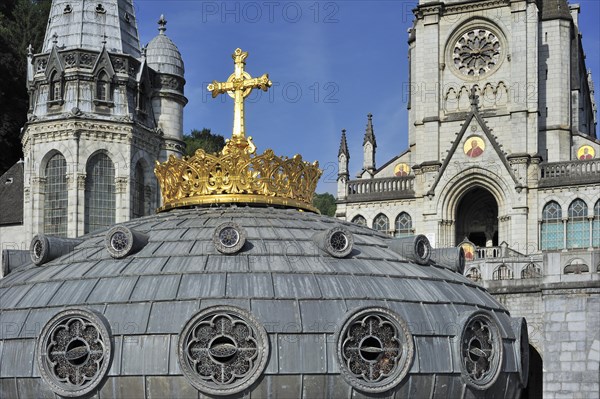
[52,33,58,45]
[27,44,33,57]
[158,14,167,34]
[339,129,349,158]
[102,34,107,45]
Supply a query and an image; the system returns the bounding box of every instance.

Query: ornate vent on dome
[460,311,502,389]
[155,48,322,213]
[337,307,414,393]
[178,306,269,396]
[37,308,112,397]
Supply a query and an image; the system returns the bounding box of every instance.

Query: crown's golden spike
[155,48,322,213]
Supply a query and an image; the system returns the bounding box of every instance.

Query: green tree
[0,0,51,174]
[183,128,226,156]
[313,193,336,216]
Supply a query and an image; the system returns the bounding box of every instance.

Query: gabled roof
[0,162,24,225]
[426,95,521,196]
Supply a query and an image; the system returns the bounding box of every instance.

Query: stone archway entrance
[455,186,498,247]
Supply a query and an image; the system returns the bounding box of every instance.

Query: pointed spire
[339,129,349,158]
[363,113,376,147]
[158,14,167,35]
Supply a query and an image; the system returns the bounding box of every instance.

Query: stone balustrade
[343,176,415,202]
[539,159,600,187]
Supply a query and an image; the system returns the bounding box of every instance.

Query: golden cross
[208,48,272,139]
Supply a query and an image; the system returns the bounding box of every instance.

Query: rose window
[37,309,112,397]
[178,306,268,396]
[453,29,501,77]
[337,308,414,393]
[460,312,502,389]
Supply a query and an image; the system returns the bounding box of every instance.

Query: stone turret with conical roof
[146,15,187,159]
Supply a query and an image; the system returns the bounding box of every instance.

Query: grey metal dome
[145,15,184,77]
[0,206,528,398]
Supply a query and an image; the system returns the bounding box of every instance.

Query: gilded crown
[155,48,322,213]
[155,136,322,212]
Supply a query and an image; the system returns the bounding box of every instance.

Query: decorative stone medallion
[325,227,354,258]
[37,308,112,397]
[178,306,269,396]
[337,307,414,393]
[452,28,502,77]
[460,311,503,389]
[213,222,247,254]
[105,225,133,259]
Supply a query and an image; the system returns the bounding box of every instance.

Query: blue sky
[134,1,600,194]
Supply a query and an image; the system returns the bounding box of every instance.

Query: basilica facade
[336,1,599,397]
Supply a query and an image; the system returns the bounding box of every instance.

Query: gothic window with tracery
[567,199,589,249]
[492,264,513,280]
[351,215,367,226]
[96,71,110,101]
[394,212,412,237]
[43,153,68,236]
[49,71,61,101]
[84,153,115,233]
[466,267,482,282]
[373,213,390,235]
[593,200,600,248]
[453,28,501,77]
[541,201,563,250]
[521,263,541,279]
[131,162,145,218]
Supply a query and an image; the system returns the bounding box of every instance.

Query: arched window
[593,200,600,248]
[394,212,412,237]
[131,162,146,219]
[564,259,589,274]
[521,263,541,279]
[43,153,68,236]
[96,71,110,101]
[49,71,61,101]
[567,199,588,248]
[84,153,115,233]
[466,267,481,282]
[492,264,513,280]
[541,201,563,250]
[351,215,367,226]
[373,214,390,235]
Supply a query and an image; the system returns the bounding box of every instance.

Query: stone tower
[20,0,186,240]
[146,15,187,159]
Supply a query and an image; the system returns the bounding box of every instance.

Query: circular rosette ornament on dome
[37,308,112,397]
[337,308,414,393]
[178,306,269,396]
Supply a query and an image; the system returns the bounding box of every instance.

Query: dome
[0,48,528,398]
[145,15,184,77]
[0,207,528,398]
